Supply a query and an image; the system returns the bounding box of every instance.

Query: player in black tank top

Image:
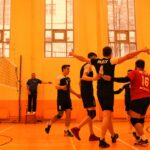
[71,52,100,141]
[80,63,95,107]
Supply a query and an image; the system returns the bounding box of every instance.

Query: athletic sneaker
[64,130,73,137]
[134,139,149,145]
[45,125,51,134]
[89,134,100,141]
[71,127,81,140]
[99,139,110,148]
[111,133,119,143]
[132,132,140,140]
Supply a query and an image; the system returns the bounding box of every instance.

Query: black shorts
[130,97,150,116]
[57,99,72,111]
[81,95,96,108]
[97,91,114,111]
[125,99,130,111]
[81,86,96,108]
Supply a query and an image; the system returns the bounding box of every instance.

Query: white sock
[65,126,69,131]
[141,135,147,140]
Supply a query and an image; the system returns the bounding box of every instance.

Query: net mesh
[0,58,18,88]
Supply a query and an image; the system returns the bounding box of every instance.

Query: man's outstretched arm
[69,52,90,63]
[117,48,150,64]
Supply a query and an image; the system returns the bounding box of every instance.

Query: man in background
[27,73,52,114]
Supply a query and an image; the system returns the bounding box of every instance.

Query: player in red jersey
[114,59,150,145]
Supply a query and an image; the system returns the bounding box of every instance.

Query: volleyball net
[0,57,18,88]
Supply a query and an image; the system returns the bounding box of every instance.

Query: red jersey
[128,70,150,101]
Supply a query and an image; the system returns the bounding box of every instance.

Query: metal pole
[18,55,22,123]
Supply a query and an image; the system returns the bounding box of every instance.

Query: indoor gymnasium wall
[1,0,150,122]
[30,0,100,121]
[0,0,33,122]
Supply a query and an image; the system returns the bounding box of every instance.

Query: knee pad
[130,118,142,126]
[55,111,64,119]
[87,110,96,119]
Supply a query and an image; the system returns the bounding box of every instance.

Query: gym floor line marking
[94,125,138,150]
[0,126,14,134]
[69,138,77,150]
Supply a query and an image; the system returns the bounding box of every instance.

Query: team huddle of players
[27,46,150,148]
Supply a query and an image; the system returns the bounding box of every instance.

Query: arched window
[45,0,74,57]
[107,0,136,57]
[0,0,11,57]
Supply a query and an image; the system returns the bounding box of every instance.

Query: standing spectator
[27,73,52,114]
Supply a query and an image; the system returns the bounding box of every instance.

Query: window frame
[0,0,11,58]
[107,0,136,57]
[44,0,74,58]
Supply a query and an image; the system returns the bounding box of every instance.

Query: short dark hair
[87,52,97,58]
[127,69,132,73]
[135,59,145,69]
[61,64,70,71]
[103,46,112,57]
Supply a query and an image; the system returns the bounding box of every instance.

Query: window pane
[4,43,9,57]
[45,30,52,42]
[67,0,73,29]
[107,0,136,57]
[52,43,66,57]
[117,33,126,41]
[115,44,121,57]
[118,2,128,30]
[120,43,129,56]
[53,0,66,29]
[45,43,51,53]
[4,30,10,42]
[45,51,51,57]
[45,43,52,57]
[129,31,135,42]
[4,0,10,29]
[130,44,136,52]
[67,42,73,51]
[54,52,66,57]
[0,0,10,57]
[67,31,73,41]
[107,4,114,30]
[128,0,135,30]
[54,32,65,40]
[0,0,4,29]
[45,0,74,57]
[45,2,52,29]
[109,31,114,42]
[109,43,114,50]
